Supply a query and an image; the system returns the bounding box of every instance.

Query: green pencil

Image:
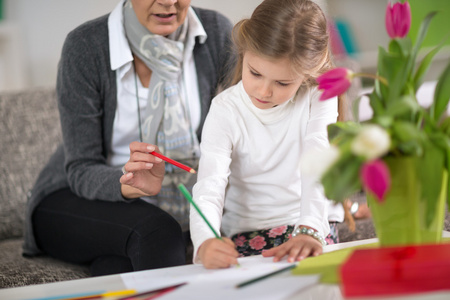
[177,183,222,240]
[235,264,296,288]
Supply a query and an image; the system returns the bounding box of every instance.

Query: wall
[0,0,264,92]
[2,0,445,92]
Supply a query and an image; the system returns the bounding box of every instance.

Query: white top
[106,0,206,167]
[191,81,338,262]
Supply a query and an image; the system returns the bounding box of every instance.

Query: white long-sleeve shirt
[191,81,338,262]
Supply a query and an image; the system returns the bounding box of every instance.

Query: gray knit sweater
[23,7,233,256]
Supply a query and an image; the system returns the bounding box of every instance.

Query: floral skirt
[230,222,339,257]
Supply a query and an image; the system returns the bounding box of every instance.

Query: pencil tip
[190,169,197,174]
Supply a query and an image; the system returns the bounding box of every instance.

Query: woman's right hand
[198,237,239,269]
[120,141,166,199]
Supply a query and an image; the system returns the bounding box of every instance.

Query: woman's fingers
[129,141,155,154]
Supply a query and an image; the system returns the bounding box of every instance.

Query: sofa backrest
[0,87,62,240]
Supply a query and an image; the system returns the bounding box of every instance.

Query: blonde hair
[229,0,346,120]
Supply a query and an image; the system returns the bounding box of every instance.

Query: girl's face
[242,51,304,110]
[131,0,191,36]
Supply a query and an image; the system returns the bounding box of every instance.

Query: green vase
[366,155,447,246]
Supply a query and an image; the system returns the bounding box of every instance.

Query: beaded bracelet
[292,227,327,246]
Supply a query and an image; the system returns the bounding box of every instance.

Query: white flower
[301,145,340,178]
[351,124,390,160]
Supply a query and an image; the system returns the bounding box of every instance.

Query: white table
[1,233,450,300]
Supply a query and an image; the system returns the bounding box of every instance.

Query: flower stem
[354,73,389,86]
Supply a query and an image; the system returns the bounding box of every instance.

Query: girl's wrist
[292,226,326,246]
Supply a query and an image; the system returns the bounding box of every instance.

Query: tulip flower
[385,1,411,39]
[317,68,353,101]
[351,124,391,160]
[360,159,391,203]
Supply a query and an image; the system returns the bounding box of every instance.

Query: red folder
[340,243,450,297]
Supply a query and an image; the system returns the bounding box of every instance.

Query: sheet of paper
[122,255,319,299]
[121,263,208,292]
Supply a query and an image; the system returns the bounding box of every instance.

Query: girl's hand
[262,233,323,263]
[198,237,239,269]
[120,142,166,198]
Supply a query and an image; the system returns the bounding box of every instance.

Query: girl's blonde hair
[230,0,346,120]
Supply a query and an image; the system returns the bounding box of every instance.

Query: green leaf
[368,90,385,117]
[413,35,448,91]
[410,11,438,70]
[385,94,420,118]
[391,121,425,156]
[327,121,360,143]
[431,61,450,122]
[351,95,363,122]
[321,153,363,203]
[389,38,412,57]
[376,47,390,103]
[439,116,450,135]
[378,47,410,104]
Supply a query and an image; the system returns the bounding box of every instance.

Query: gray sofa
[0,87,447,290]
[0,88,90,289]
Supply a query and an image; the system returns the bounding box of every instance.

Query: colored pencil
[151,151,196,174]
[30,291,106,300]
[31,289,136,300]
[67,289,137,300]
[235,264,296,288]
[118,284,185,300]
[177,183,222,240]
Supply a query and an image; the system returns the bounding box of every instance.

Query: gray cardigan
[23,7,233,256]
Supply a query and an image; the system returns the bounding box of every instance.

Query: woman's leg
[32,188,186,276]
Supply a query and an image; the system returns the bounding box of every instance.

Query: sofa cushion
[0,239,89,288]
[0,88,62,240]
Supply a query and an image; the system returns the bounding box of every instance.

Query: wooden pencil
[235,264,296,288]
[151,151,196,174]
[177,183,221,240]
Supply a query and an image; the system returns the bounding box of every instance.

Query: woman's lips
[153,13,177,22]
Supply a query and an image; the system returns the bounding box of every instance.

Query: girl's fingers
[298,246,313,261]
[286,245,302,263]
[272,245,289,262]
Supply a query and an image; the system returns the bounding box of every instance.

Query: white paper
[121,255,319,299]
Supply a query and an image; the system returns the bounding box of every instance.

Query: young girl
[190,0,345,269]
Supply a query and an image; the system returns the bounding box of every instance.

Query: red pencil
[150,151,196,174]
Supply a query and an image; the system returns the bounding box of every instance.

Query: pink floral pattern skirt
[230,222,339,257]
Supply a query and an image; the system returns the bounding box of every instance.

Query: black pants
[32,188,186,276]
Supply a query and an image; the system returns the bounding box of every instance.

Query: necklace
[132,61,143,143]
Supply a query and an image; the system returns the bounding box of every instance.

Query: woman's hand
[262,233,323,263]
[120,142,165,199]
[198,237,239,269]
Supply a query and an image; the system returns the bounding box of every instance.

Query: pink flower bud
[317,68,353,101]
[385,1,411,39]
[360,159,391,203]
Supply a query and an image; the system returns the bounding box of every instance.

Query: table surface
[1,232,450,300]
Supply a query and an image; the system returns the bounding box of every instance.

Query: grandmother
[23,0,233,276]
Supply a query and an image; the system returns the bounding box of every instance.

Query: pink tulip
[385,1,411,39]
[317,68,352,101]
[360,159,391,203]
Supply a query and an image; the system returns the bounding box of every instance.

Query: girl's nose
[258,82,272,98]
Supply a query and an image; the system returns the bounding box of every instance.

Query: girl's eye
[277,82,289,87]
[250,70,261,77]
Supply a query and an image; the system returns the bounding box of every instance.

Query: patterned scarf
[123,1,199,229]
